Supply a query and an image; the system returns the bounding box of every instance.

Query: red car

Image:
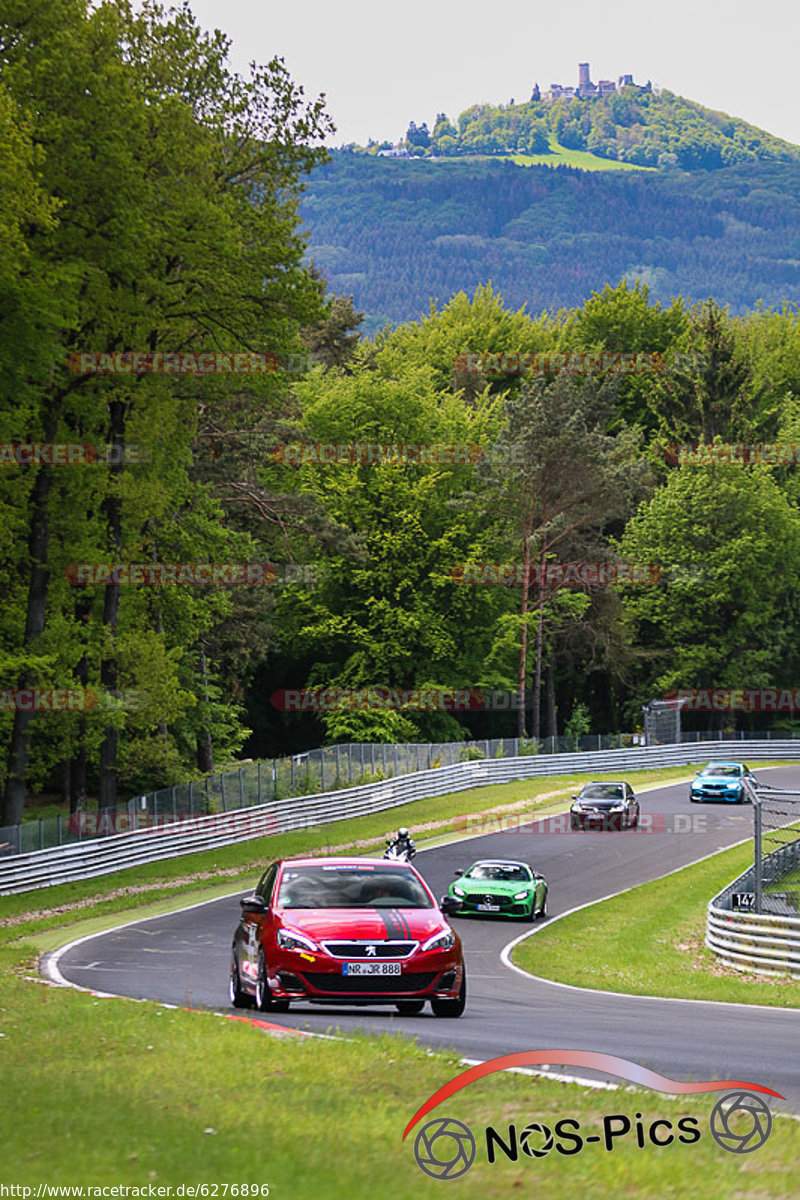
[229,856,466,1017]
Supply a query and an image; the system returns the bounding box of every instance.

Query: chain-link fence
[755,791,800,916]
[2,727,799,856]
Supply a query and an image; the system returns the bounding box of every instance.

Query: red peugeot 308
[229,856,465,1017]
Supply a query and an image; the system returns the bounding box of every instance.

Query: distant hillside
[300,154,800,333]
[360,88,800,171]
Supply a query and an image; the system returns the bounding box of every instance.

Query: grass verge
[512,842,800,1006]
[0,764,736,946]
[0,936,797,1195]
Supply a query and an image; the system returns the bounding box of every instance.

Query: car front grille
[462,893,515,909]
[300,971,438,994]
[320,940,418,959]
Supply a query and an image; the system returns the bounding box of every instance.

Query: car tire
[690,793,698,803]
[536,892,548,919]
[629,812,639,829]
[255,947,290,1013]
[395,1000,425,1015]
[229,950,251,1009]
[570,817,580,830]
[431,969,466,1018]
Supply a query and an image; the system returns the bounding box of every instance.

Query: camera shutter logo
[520,1122,555,1158]
[709,1091,772,1153]
[413,1117,476,1179]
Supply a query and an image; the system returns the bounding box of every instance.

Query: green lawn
[507,138,653,171]
[0,936,797,1195]
[512,842,800,1005]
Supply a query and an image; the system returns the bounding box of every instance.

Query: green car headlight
[452,885,465,897]
[513,889,531,901]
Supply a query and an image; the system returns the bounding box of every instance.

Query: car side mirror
[240,895,266,914]
[453,868,464,877]
[440,895,461,915]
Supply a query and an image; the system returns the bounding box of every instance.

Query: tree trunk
[195,644,214,773]
[546,657,557,742]
[2,412,57,826]
[69,588,92,812]
[98,398,126,812]
[532,575,545,742]
[517,548,531,740]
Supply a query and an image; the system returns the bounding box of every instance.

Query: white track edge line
[500,838,800,1015]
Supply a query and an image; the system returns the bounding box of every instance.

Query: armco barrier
[2,739,799,895]
[706,863,800,977]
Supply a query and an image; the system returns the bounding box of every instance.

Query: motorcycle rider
[385,826,416,860]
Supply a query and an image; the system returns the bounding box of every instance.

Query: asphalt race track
[50,768,800,1110]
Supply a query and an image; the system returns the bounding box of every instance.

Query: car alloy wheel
[229,951,251,1009]
[431,969,466,1018]
[255,947,290,1013]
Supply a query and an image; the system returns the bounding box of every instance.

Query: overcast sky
[185,0,799,147]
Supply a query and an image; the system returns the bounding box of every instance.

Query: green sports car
[448,859,548,921]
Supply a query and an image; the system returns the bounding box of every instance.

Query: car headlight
[421,929,455,952]
[277,928,320,953]
[610,802,625,810]
[572,801,585,810]
[513,889,532,901]
[452,885,465,897]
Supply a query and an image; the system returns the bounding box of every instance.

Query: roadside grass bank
[0,938,796,1196]
[511,842,800,1007]
[0,764,735,945]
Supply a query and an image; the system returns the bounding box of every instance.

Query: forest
[301,154,800,334]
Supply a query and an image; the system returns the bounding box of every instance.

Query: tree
[482,375,649,738]
[0,0,331,823]
[616,465,800,717]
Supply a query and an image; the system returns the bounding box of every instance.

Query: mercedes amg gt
[448,859,548,920]
[229,856,466,1017]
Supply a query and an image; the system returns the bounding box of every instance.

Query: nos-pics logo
[404,1052,781,1180]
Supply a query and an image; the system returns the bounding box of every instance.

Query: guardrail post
[335,744,340,782]
[754,800,762,914]
[205,775,210,815]
[272,760,277,799]
[320,752,325,792]
[382,743,387,774]
[373,743,377,773]
[220,774,227,812]
[291,755,295,791]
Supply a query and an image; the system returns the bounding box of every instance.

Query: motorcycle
[383,836,416,863]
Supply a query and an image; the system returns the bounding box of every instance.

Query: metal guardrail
[3,738,800,896]
[707,865,800,978]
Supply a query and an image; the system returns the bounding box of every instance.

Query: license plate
[477,903,500,911]
[342,961,402,976]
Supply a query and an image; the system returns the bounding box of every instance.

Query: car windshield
[580,784,624,799]
[276,864,433,908]
[466,864,530,881]
[700,765,740,777]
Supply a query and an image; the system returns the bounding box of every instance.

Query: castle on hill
[536,63,652,103]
